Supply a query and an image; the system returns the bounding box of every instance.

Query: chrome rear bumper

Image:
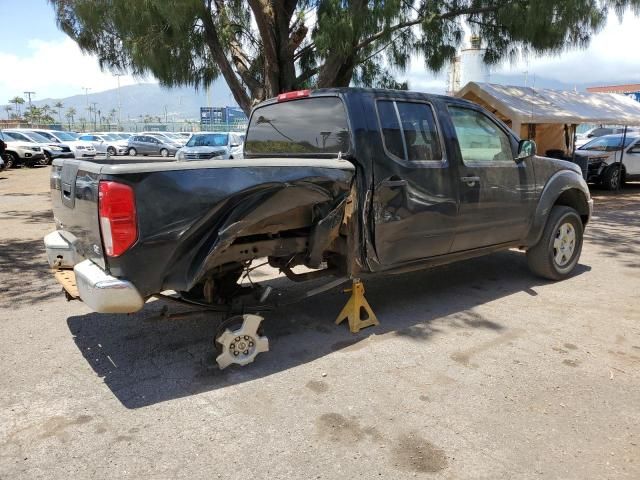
[73,260,145,313]
[44,231,144,313]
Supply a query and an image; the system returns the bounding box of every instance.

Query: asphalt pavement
[1,165,639,479]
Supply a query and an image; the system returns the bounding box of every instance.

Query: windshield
[102,134,119,141]
[24,132,52,143]
[245,97,350,156]
[579,135,636,151]
[186,133,229,147]
[52,131,77,141]
[4,132,33,142]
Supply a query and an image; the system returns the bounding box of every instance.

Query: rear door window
[376,100,443,163]
[245,97,350,156]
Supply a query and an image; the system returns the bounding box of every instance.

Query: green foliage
[50,0,640,114]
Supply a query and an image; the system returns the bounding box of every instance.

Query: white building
[447,36,490,95]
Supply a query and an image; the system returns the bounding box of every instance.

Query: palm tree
[109,108,118,124]
[54,101,64,124]
[78,116,87,130]
[9,96,25,117]
[66,107,76,128]
[41,104,51,121]
[4,105,12,120]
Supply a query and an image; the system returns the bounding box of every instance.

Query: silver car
[126,135,180,157]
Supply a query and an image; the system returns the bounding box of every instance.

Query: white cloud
[399,13,640,92]
[0,37,154,102]
[495,15,640,86]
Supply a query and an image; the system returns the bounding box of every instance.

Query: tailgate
[51,159,106,269]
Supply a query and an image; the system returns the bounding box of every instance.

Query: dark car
[45,88,592,368]
[126,135,180,157]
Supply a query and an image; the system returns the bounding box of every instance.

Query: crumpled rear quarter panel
[103,164,354,297]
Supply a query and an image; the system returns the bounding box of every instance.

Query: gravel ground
[0,165,639,479]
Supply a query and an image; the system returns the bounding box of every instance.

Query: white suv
[0,131,45,168]
[31,129,96,159]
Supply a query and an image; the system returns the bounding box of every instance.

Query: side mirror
[516,139,536,161]
[230,143,240,148]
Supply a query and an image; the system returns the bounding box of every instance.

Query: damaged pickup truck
[45,88,593,368]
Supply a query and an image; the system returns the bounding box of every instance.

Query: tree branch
[199,7,252,114]
[355,4,504,51]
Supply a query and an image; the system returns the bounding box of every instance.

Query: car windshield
[102,134,119,141]
[4,132,33,142]
[52,131,77,141]
[579,135,636,151]
[186,133,229,147]
[24,132,52,143]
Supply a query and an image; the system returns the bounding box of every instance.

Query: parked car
[30,129,96,159]
[575,133,640,189]
[141,131,187,147]
[4,129,74,164]
[574,127,637,148]
[175,132,244,161]
[0,155,5,172]
[45,88,593,369]
[126,135,179,157]
[77,133,128,156]
[0,131,45,168]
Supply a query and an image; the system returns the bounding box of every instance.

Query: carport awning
[457,82,640,125]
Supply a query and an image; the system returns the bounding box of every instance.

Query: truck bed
[50,157,355,297]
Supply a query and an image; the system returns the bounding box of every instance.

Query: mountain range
[3,73,634,122]
[4,79,236,121]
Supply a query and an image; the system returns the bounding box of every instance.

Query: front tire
[128,148,137,156]
[107,146,116,156]
[527,206,583,281]
[160,148,169,157]
[6,153,17,169]
[602,165,623,190]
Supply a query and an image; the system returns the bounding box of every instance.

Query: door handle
[460,176,480,186]
[380,179,408,188]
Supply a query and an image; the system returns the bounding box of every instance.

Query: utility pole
[24,91,35,109]
[24,91,35,125]
[115,74,123,125]
[90,102,98,130]
[82,87,91,109]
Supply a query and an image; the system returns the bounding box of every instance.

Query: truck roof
[256,87,471,108]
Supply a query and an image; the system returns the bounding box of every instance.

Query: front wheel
[128,147,137,156]
[527,206,583,281]
[160,148,169,157]
[602,165,623,190]
[107,146,116,156]
[5,153,17,169]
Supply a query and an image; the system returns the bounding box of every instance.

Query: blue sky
[2,0,640,104]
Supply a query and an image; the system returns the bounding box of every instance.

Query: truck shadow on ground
[66,250,590,409]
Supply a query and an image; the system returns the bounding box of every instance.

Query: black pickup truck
[46,88,592,365]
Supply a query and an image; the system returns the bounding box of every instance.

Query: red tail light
[277,89,311,102]
[98,181,137,257]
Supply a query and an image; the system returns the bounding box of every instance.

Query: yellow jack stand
[335,279,379,333]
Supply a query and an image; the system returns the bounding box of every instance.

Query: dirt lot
[1,165,639,479]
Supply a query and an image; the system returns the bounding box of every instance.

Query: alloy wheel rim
[553,222,576,267]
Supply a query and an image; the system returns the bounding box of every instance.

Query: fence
[0,120,248,134]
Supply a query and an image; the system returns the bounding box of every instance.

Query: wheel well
[554,189,589,225]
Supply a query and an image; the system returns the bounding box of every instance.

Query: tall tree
[66,107,76,128]
[51,0,640,115]
[9,96,24,117]
[54,101,64,123]
[4,105,12,120]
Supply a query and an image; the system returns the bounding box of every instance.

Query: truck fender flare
[526,169,590,248]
